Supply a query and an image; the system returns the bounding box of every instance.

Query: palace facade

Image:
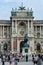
[0,5,43,54]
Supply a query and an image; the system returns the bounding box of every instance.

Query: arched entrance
[36,43,41,52]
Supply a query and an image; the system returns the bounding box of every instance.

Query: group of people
[0,53,43,65]
[0,53,19,65]
[32,53,43,65]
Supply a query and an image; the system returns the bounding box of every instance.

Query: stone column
[40,26,41,38]
[12,20,14,36]
[2,26,3,38]
[1,26,2,38]
[32,38,34,52]
[28,20,29,36]
[11,38,14,52]
[17,40,20,53]
[31,21,33,34]
[3,26,4,38]
[15,20,17,34]
[11,20,14,52]
[0,26,2,38]
[7,27,8,38]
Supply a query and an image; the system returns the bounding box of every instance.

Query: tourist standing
[2,55,5,65]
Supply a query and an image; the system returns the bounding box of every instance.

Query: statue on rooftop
[19,2,26,10]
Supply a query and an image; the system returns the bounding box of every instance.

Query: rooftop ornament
[11,8,14,12]
[19,2,26,10]
[30,8,32,12]
[11,8,16,16]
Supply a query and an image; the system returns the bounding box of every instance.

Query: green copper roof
[11,11,16,16]
[11,4,33,17]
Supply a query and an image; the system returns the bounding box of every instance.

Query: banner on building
[18,37,24,40]
[13,40,17,49]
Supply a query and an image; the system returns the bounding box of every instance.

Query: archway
[36,43,41,52]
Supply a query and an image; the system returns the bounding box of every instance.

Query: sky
[0,0,43,20]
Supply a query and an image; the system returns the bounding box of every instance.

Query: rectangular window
[14,20,15,28]
[37,33,40,38]
[4,26,7,38]
[41,41,43,50]
[37,26,40,31]
[34,26,36,31]
[0,26,1,36]
[4,26,7,31]
[41,26,43,31]
[7,26,10,37]
[29,20,31,28]
[4,32,7,37]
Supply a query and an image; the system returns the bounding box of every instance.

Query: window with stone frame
[7,26,10,37]
[29,20,31,28]
[4,32,7,38]
[41,41,43,50]
[37,26,40,31]
[4,26,7,38]
[37,33,40,38]
[0,26,1,36]
[34,26,37,31]
[41,26,43,31]
[14,20,15,28]
[4,26,7,31]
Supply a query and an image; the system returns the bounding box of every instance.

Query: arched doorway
[36,43,41,52]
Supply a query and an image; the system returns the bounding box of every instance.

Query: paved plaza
[0,61,43,65]
[0,61,33,65]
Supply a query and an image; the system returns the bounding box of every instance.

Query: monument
[20,34,30,55]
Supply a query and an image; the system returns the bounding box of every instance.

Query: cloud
[0,0,43,20]
[4,0,14,2]
[0,0,28,3]
[4,0,22,2]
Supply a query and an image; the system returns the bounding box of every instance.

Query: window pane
[41,26,43,31]
[37,26,40,31]
[29,20,31,28]
[37,33,40,38]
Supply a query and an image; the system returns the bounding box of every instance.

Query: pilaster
[11,38,14,52]
[40,26,41,38]
[28,20,29,36]
[15,20,17,34]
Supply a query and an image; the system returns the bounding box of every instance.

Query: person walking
[37,55,42,65]
[2,55,5,65]
[33,54,38,65]
[14,54,18,65]
[26,54,28,62]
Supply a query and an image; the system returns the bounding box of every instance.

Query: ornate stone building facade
[0,5,43,54]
